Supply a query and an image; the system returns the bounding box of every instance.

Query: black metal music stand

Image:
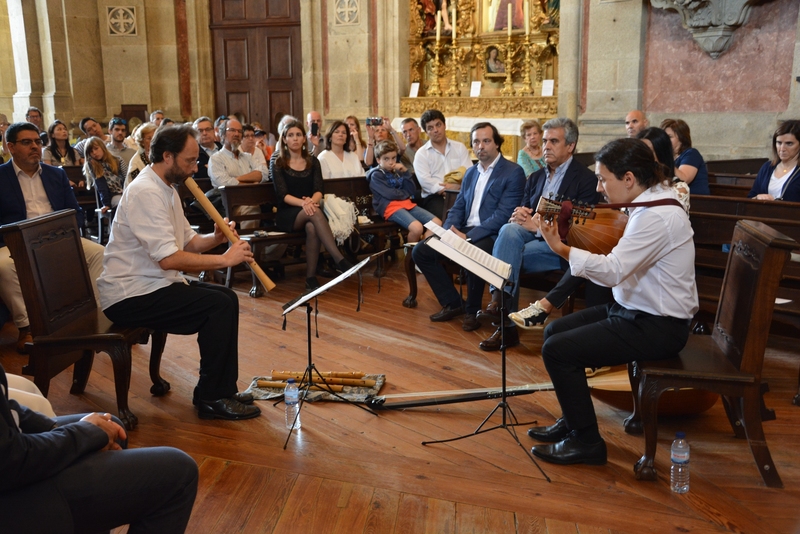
[418,231,550,481]
[279,251,385,449]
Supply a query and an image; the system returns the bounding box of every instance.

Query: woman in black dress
[271,120,354,290]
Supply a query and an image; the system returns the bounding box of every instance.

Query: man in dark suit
[478,118,603,351]
[412,122,525,331]
[193,116,222,179]
[0,362,198,532]
[0,122,105,353]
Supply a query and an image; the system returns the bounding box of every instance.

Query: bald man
[624,110,648,138]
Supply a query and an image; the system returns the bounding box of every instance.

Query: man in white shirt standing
[208,118,267,229]
[98,124,260,421]
[413,109,474,220]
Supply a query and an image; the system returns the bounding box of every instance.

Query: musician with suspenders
[527,137,698,466]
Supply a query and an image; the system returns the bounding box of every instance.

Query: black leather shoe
[430,303,465,322]
[479,325,519,351]
[233,391,254,405]
[476,300,501,321]
[462,313,481,332]
[531,431,607,465]
[527,417,569,442]
[196,398,261,420]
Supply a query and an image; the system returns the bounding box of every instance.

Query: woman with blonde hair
[517,120,545,177]
[345,115,366,164]
[83,136,126,212]
[124,121,157,187]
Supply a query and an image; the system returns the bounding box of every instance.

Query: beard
[229,140,241,153]
[164,161,189,184]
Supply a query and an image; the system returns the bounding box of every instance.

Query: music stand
[280,251,385,448]
[419,229,550,481]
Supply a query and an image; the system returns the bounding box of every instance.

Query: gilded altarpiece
[402,0,559,122]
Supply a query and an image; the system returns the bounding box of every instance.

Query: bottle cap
[676,431,686,439]
[287,378,296,384]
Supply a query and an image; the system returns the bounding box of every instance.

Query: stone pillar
[7,0,44,121]
[64,0,107,123]
[0,0,17,114]
[578,0,647,150]
[96,0,153,120]
[37,0,77,124]
[186,0,215,118]
[557,0,582,122]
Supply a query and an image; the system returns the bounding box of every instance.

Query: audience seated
[624,110,649,138]
[748,119,800,202]
[517,119,545,177]
[192,116,221,179]
[483,118,601,351]
[270,119,354,291]
[106,117,137,165]
[413,109,473,218]
[125,121,157,187]
[73,117,107,159]
[0,122,104,354]
[209,118,267,229]
[365,118,406,168]
[0,362,198,532]
[367,140,440,243]
[25,106,47,145]
[661,118,710,195]
[306,110,325,156]
[412,122,524,332]
[83,136,127,211]
[318,120,365,179]
[240,123,270,178]
[42,120,80,169]
[345,115,367,165]
[401,117,425,173]
[150,109,165,126]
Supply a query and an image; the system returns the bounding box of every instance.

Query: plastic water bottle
[670,431,690,493]
[284,379,301,430]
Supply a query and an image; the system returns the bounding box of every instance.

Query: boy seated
[367,140,441,242]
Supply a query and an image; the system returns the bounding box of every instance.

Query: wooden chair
[0,210,168,430]
[629,219,796,488]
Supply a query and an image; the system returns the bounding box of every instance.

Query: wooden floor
[3,256,800,533]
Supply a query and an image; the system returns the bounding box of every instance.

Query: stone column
[557,0,582,122]
[7,0,44,121]
[578,0,647,151]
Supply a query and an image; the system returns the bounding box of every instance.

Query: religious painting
[418,0,453,37]
[481,0,523,34]
[484,46,506,77]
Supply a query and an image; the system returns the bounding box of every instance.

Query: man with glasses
[25,107,48,146]
[192,116,222,179]
[106,117,136,165]
[208,118,267,229]
[0,122,105,353]
[413,109,473,219]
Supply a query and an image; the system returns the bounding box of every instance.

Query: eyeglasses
[243,134,255,139]
[226,128,243,134]
[12,138,44,147]
[197,127,213,133]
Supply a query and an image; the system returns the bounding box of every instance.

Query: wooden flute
[183,177,276,292]
[256,380,344,392]
[270,372,375,387]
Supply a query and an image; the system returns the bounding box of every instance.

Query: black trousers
[105,282,241,401]
[545,271,614,309]
[541,302,690,432]
[412,229,494,314]
[1,414,197,534]
[420,194,445,221]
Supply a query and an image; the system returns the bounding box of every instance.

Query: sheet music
[424,221,511,279]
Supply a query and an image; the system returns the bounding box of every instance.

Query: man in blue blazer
[478,118,604,351]
[412,122,525,331]
[0,122,104,353]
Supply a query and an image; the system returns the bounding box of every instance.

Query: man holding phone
[306,111,324,156]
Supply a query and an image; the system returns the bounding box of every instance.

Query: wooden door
[210,0,302,135]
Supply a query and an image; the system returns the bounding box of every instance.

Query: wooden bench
[218,178,404,297]
[708,172,756,188]
[706,158,767,175]
[689,195,800,403]
[708,183,750,198]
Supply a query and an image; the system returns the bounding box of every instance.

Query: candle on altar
[525,1,530,35]
[452,2,457,41]
[507,3,512,37]
[436,10,441,42]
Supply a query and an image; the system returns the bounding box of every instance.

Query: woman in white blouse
[317,121,364,179]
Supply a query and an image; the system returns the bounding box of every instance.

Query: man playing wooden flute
[97,124,261,421]
[528,138,698,465]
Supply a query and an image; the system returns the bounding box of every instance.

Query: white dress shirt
[413,139,473,197]
[466,153,501,227]
[12,161,51,219]
[569,185,698,319]
[208,147,267,188]
[97,166,196,310]
[317,150,364,179]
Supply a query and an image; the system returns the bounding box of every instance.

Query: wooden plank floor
[3,256,800,533]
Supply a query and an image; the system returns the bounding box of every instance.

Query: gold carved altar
[401,0,559,120]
